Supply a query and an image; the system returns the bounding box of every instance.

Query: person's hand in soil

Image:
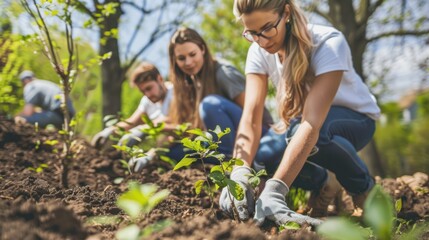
[91,127,115,148]
[128,154,154,172]
[254,178,323,227]
[219,166,255,220]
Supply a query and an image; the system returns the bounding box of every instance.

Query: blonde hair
[234,0,313,132]
[168,27,218,128]
[130,62,161,87]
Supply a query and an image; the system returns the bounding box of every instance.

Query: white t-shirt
[137,83,173,120]
[245,24,381,120]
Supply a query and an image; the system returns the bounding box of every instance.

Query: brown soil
[0,117,428,240]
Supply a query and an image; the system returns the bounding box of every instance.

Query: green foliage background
[374,96,429,177]
[0,31,142,139]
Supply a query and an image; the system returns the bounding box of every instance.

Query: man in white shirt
[91,62,173,148]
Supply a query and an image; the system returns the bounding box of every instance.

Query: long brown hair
[168,27,218,128]
[234,0,313,131]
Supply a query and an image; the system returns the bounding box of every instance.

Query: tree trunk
[99,2,123,125]
[327,0,385,176]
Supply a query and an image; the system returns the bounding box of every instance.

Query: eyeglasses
[242,14,284,42]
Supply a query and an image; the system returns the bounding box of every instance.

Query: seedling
[317,184,426,240]
[28,163,49,173]
[173,125,247,221]
[116,181,171,240]
[113,117,188,174]
[245,168,267,189]
[86,181,171,240]
[20,0,83,188]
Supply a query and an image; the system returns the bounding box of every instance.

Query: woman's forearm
[273,121,319,186]
[233,118,263,167]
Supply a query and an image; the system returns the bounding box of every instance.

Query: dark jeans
[254,106,375,194]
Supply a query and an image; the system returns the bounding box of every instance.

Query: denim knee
[253,129,286,175]
[292,162,327,191]
[199,94,224,117]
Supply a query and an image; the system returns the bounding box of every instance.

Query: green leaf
[248,176,260,189]
[256,169,267,177]
[210,165,223,173]
[159,155,176,167]
[195,179,205,195]
[43,139,59,146]
[173,157,197,170]
[115,224,141,240]
[39,163,48,168]
[211,126,230,140]
[187,129,213,141]
[195,135,211,142]
[83,19,93,28]
[112,145,129,152]
[222,158,244,172]
[116,199,142,219]
[279,221,301,231]
[395,198,402,213]
[147,189,170,211]
[363,185,394,240]
[181,137,194,149]
[141,219,173,237]
[317,217,370,240]
[226,179,244,201]
[141,115,154,128]
[209,171,227,188]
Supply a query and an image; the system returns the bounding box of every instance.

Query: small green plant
[27,163,49,173]
[245,168,267,189]
[173,125,250,220]
[286,187,309,211]
[86,181,171,240]
[115,181,171,240]
[317,184,426,240]
[113,117,188,174]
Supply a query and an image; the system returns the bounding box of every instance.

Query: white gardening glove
[128,155,154,172]
[117,125,147,147]
[91,127,115,148]
[254,178,323,227]
[219,166,255,220]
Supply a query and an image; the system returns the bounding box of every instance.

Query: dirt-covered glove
[128,155,154,172]
[254,178,323,226]
[117,125,147,147]
[91,127,115,148]
[219,166,255,220]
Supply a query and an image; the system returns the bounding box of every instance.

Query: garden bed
[0,118,428,239]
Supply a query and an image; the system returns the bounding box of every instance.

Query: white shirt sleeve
[245,43,269,75]
[137,96,149,113]
[311,32,350,76]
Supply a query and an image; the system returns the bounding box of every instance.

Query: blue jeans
[24,111,63,129]
[254,106,375,194]
[23,99,75,129]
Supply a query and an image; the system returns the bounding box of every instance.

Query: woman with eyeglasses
[219,0,381,226]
